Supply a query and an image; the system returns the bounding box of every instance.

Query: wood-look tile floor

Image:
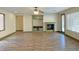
[0,31,79,51]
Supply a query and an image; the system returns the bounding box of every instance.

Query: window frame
[0,13,5,31]
[61,14,66,32]
[66,12,79,33]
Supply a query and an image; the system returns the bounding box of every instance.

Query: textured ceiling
[0,7,70,15]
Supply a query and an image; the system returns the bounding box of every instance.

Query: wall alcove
[32,15,43,32]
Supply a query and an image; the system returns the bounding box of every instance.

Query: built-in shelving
[32,15,43,31]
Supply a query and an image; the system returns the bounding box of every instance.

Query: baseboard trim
[57,31,79,42]
[56,31,61,32]
[56,31,65,34]
[65,34,79,42]
[16,30,23,31]
[0,32,16,40]
[23,31,33,33]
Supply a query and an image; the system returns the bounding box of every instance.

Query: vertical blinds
[66,12,79,32]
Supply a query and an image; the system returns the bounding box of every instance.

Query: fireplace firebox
[47,24,54,31]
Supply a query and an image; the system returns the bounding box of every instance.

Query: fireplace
[45,22,55,31]
[47,24,54,31]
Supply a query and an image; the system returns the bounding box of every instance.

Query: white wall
[23,14,58,32]
[23,15,32,32]
[43,14,57,22]
[0,9,16,39]
[43,14,58,31]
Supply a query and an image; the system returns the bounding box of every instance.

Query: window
[0,13,5,31]
[61,14,65,32]
[66,12,79,32]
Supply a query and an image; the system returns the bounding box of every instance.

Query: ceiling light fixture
[34,7,39,15]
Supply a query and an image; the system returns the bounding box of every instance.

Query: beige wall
[23,14,59,32]
[43,14,57,22]
[23,15,32,32]
[0,9,16,39]
[43,14,58,31]
[16,16,23,30]
[59,7,79,40]
[56,13,62,31]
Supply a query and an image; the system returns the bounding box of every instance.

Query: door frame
[61,14,66,33]
[16,15,23,32]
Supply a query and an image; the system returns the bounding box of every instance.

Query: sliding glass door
[61,14,65,32]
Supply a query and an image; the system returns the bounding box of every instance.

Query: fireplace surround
[45,22,55,31]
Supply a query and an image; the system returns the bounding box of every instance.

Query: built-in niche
[32,15,43,31]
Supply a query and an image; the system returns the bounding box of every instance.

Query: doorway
[61,14,65,33]
[16,16,23,31]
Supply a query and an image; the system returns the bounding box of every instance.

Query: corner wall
[23,15,32,32]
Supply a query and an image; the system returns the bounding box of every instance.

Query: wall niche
[32,15,43,31]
